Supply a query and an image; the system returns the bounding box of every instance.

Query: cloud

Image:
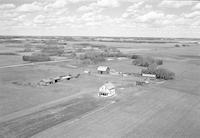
[193,3,200,10]
[159,0,194,8]
[96,0,120,7]
[14,15,27,22]
[16,2,43,12]
[77,5,91,12]
[78,0,119,12]
[44,0,67,9]
[122,1,144,18]
[34,15,45,24]
[0,4,16,10]
[1,0,200,37]
[184,11,200,18]
[136,11,165,22]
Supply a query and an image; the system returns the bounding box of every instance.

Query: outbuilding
[39,79,54,86]
[99,82,116,97]
[97,66,110,74]
[54,77,61,83]
[142,73,156,79]
[60,75,72,80]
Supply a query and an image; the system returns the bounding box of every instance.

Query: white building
[97,66,110,74]
[39,78,54,86]
[60,75,72,80]
[99,82,116,97]
[142,73,156,78]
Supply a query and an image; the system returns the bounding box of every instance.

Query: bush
[132,56,155,67]
[22,54,51,62]
[41,46,64,56]
[132,56,163,67]
[156,59,163,65]
[79,52,105,64]
[142,67,175,80]
[174,44,180,47]
[131,54,141,59]
[100,47,127,57]
[155,68,175,80]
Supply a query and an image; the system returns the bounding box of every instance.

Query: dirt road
[0,59,76,69]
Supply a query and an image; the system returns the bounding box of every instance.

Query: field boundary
[33,100,116,137]
[0,90,93,123]
[0,59,76,69]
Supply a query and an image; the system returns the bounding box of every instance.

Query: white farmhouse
[99,82,116,97]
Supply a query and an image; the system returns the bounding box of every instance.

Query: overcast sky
[0,0,200,38]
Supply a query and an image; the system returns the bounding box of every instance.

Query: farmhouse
[99,82,116,97]
[97,66,110,74]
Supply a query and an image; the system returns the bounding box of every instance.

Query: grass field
[0,36,200,138]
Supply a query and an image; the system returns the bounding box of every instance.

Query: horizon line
[0,35,200,39]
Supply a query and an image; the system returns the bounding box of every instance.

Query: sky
[0,0,200,38]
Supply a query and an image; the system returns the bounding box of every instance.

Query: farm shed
[54,77,61,83]
[84,70,91,74]
[60,75,72,80]
[142,73,156,79]
[39,79,54,86]
[97,66,110,74]
[99,82,116,97]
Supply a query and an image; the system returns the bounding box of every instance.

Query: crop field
[0,95,111,138]
[0,36,200,138]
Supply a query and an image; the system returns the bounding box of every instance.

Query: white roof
[103,82,115,90]
[142,73,156,78]
[54,76,61,79]
[60,75,72,79]
[41,78,53,82]
[97,66,109,71]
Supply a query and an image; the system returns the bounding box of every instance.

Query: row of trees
[79,52,105,64]
[142,67,175,80]
[131,55,175,80]
[22,54,51,62]
[132,55,163,67]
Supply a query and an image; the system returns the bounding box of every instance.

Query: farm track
[0,59,75,69]
[0,96,104,138]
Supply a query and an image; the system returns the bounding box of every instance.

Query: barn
[97,66,110,74]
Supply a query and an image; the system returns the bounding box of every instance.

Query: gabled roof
[41,78,53,83]
[60,75,72,79]
[54,76,61,80]
[104,82,115,90]
[97,66,109,71]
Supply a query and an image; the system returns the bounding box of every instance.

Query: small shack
[97,66,110,74]
[54,77,61,83]
[39,79,54,86]
[99,82,115,97]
